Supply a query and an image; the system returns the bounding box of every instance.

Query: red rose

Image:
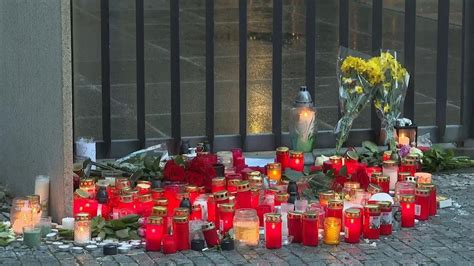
[351,164,370,189]
[163,160,186,182]
[186,156,217,192]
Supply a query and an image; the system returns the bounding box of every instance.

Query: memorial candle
[173,216,190,251]
[11,197,32,235]
[367,183,382,195]
[234,208,260,247]
[382,151,392,161]
[201,222,220,247]
[34,175,50,217]
[257,204,272,227]
[344,208,361,244]
[370,174,390,193]
[415,172,432,184]
[164,184,180,215]
[400,195,415,227]
[419,183,437,216]
[138,194,154,217]
[382,160,398,190]
[248,172,263,189]
[74,213,91,245]
[185,185,199,204]
[302,211,318,246]
[80,178,96,199]
[227,179,240,194]
[151,188,164,200]
[235,181,251,209]
[288,211,303,243]
[190,205,202,220]
[401,159,416,176]
[415,188,430,221]
[136,181,151,195]
[151,206,168,235]
[62,217,75,230]
[145,216,164,251]
[344,159,359,176]
[162,234,177,254]
[264,213,282,249]
[323,217,341,245]
[378,201,392,235]
[212,177,226,193]
[326,200,343,222]
[213,191,230,224]
[207,195,216,223]
[398,172,411,182]
[289,151,304,172]
[267,163,282,183]
[318,190,335,212]
[250,188,260,209]
[218,203,235,234]
[276,147,290,170]
[274,192,289,207]
[118,194,136,216]
[363,204,380,240]
[329,155,343,175]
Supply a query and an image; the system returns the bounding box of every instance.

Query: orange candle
[267,163,282,183]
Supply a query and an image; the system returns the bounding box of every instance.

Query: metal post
[462,0,474,140]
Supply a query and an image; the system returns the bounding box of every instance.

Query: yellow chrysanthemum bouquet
[372,51,410,151]
[335,48,382,152]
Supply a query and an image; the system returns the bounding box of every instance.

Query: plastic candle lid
[103,244,118,255]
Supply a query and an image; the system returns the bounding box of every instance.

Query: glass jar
[136,180,151,195]
[343,181,360,201]
[302,211,318,246]
[419,183,437,216]
[344,208,361,243]
[276,147,290,171]
[400,194,415,227]
[173,216,190,251]
[289,151,304,172]
[326,200,343,222]
[202,222,220,247]
[288,211,303,243]
[323,217,341,245]
[378,201,392,235]
[151,188,164,200]
[11,197,32,235]
[267,163,282,183]
[354,190,371,206]
[233,208,260,247]
[382,160,398,191]
[185,185,199,204]
[236,181,251,209]
[363,204,380,240]
[395,181,416,204]
[27,195,42,225]
[367,184,382,195]
[74,213,91,245]
[275,192,289,207]
[370,174,390,193]
[264,213,282,249]
[212,177,226,193]
[415,172,432,184]
[151,206,168,235]
[318,190,335,212]
[400,159,416,176]
[218,203,235,234]
[415,188,430,221]
[398,172,411,182]
[23,225,41,248]
[145,216,164,251]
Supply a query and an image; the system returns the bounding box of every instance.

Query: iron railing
[87,0,473,158]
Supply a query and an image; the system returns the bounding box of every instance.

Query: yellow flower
[342,77,353,84]
[365,59,384,85]
[374,100,382,110]
[383,103,390,113]
[341,56,367,74]
[355,85,363,94]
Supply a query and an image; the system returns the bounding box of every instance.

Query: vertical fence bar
[462,0,474,139]
[404,0,416,121]
[436,0,450,139]
[136,0,146,149]
[205,0,215,151]
[239,0,248,150]
[170,0,181,151]
[306,0,316,100]
[339,0,349,48]
[101,0,111,157]
[371,0,382,136]
[272,0,283,148]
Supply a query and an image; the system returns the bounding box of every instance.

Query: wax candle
[218,203,235,234]
[162,234,177,254]
[236,181,251,209]
[401,159,416,176]
[365,166,382,178]
[407,154,422,171]
[248,172,263,189]
[398,172,411,182]
[329,155,343,175]
[288,211,303,243]
[326,200,343,222]
[234,208,260,247]
[415,172,432,184]
[62,217,75,230]
[34,175,50,217]
[400,195,415,227]
[344,159,359,176]
[136,180,151,195]
[276,147,290,170]
[73,190,99,218]
[257,204,272,227]
[213,191,229,225]
[234,157,245,171]
[274,192,289,207]
[151,188,164,200]
[207,195,216,224]
[212,177,226,193]
[378,201,392,235]
[174,207,190,218]
[74,213,91,245]
[202,222,220,247]
[289,151,304,172]
[370,174,390,193]
[151,206,168,235]
[318,190,335,212]
[146,216,164,251]
[250,188,260,209]
[264,213,282,249]
[280,203,294,239]
[118,194,136,216]
[191,204,202,220]
[164,184,180,215]
[415,188,430,221]
[398,134,410,146]
[185,185,199,205]
[227,179,240,195]
[382,160,398,190]
[363,204,380,240]
[173,216,190,251]
[302,211,319,246]
[267,163,282,183]
[23,225,41,248]
[323,217,341,245]
[419,183,437,216]
[344,208,361,243]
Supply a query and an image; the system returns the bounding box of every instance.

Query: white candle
[74,221,91,245]
[399,134,410,146]
[34,175,50,217]
[62,217,75,230]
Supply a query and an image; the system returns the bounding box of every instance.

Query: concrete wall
[0,0,73,221]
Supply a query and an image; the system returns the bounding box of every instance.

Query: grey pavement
[2,169,474,265]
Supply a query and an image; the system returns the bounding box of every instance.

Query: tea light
[58,245,70,252]
[323,217,341,245]
[85,245,98,251]
[289,151,304,172]
[415,172,432,184]
[74,213,91,245]
[118,245,130,254]
[267,163,282,183]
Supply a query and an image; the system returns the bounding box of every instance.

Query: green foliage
[0,222,15,246]
[301,169,335,200]
[422,146,474,172]
[89,215,140,240]
[358,141,383,166]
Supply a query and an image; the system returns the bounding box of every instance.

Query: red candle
[370,173,389,193]
[264,213,282,249]
[162,234,177,254]
[154,197,168,208]
[235,181,252,209]
[173,216,190,251]
[227,179,240,194]
[257,204,272,227]
[344,159,359,176]
[136,181,151,195]
[398,172,411,182]
[146,216,164,251]
[267,163,282,183]
[400,195,415,227]
[73,191,98,217]
[289,151,304,172]
[138,194,154,217]
[382,151,392,161]
[191,205,202,220]
[174,207,190,218]
[151,188,164,200]
[302,211,319,246]
[274,192,289,207]
[212,177,226,193]
[218,203,235,234]
[164,184,180,211]
[420,183,437,216]
[276,147,290,171]
[80,178,96,199]
[367,183,382,195]
[185,185,199,205]
[318,190,335,213]
[248,172,263,189]
[231,148,243,162]
[344,208,361,243]
[378,201,392,235]
[118,194,136,216]
[250,188,260,209]
[415,188,430,221]
[288,211,303,243]
[234,156,245,171]
[400,159,417,176]
[202,222,220,247]
[207,195,216,223]
[365,166,382,178]
[115,177,131,191]
[152,206,168,235]
[363,204,380,240]
[213,190,229,225]
[329,155,343,175]
[326,200,343,222]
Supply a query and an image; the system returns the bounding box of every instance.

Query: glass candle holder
[276,147,290,171]
[378,201,392,235]
[415,188,430,221]
[152,206,168,235]
[213,190,229,225]
[151,188,164,200]
[11,197,32,235]
[264,213,282,249]
[173,216,190,251]
[23,225,41,248]
[80,178,96,199]
[302,211,319,246]
[235,181,251,209]
[138,194,154,217]
[118,194,136,216]
[191,205,202,220]
[323,217,341,245]
[326,200,343,222]
[218,203,235,234]
[289,151,304,172]
[250,188,260,209]
[267,163,282,183]
[344,208,361,244]
[27,195,42,225]
[382,151,392,161]
[115,177,131,191]
[248,172,263,189]
[73,194,99,219]
[367,184,382,195]
[227,179,241,195]
[207,195,216,224]
[363,205,380,240]
[185,185,200,205]
[395,181,416,204]
[164,184,181,215]
[257,204,272,227]
[288,211,303,243]
[398,172,411,182]
[136,180,151,195]
[234,208,260,247]
[162,234,177,254]
[419,183,437,216]
[36,217,52,238]
[400,159,416,176]
[400,194,415,227]
[353,190,371,206]
[274,192,289,207]
[342,181,360,201]
[74,213,91,245]
[145,216,164,251]
[344,159,359,176]
[212,177,226,193]
[415,172,432,184]
[174,207,190,218]
[294,199,308,212]
[382,160,398,191]
[318,190,335,212]
[202,222,220,247]
[370,174,390,193]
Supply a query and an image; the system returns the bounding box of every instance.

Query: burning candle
[363,204,380,240]
[398,134,410,146]
[218,203,235,234]
[289,151,304,172]
[344,208,361,243]
[276,147,290,170]
[378,201,392,235]
[323,217,341,245]
[145,216,164,251]
[34,175,50,217]
[302,211,319,246]
[264,213,282,249]
[400,194,415,227]
[202,222,220,247]
[74,213,91,245]
[394,181,416,204]
[164,184,180,215]
[415,188,430,221]
[415,172,432,184]
[236,181,252,209]
[370,173,390,193]
[173,216,190,251]
[267,163,282,183]
[382,160,398,191]
[212,177,226,193]
[27,195,42,226]
[288,211,303,243]
[401,159,416,176]
[233,208,260,247]
[11,197,32,235]
[419,183,437,216]
[274,192,289,207]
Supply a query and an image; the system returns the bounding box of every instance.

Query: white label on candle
[415,204,421,216]
[381,212,392,225]
[369,216,380,229]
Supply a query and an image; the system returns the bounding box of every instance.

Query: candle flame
[271,224,275,229]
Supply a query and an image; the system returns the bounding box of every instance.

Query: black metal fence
[91,0,474,158]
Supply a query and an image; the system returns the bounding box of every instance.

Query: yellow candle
[266,163,282,183]
[399,134,410,146]
[323,217,341,245]
[234,220,260,246]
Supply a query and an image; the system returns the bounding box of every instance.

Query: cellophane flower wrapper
[335,47,380,153]
[373,50,410,150]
